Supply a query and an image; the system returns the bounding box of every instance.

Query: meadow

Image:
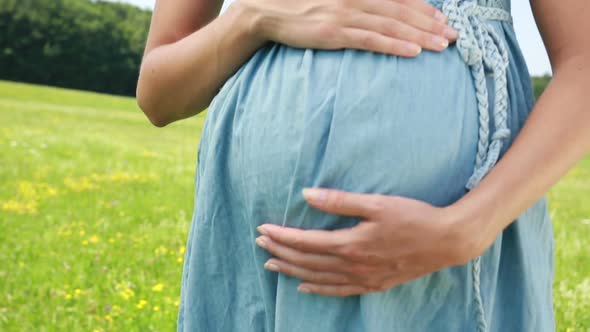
[0,80,588,331]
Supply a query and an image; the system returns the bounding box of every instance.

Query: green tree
[0,0,151,96]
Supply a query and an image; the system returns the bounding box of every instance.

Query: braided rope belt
[441,1,512,331]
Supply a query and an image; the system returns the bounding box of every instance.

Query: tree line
[0,0,151,96]
[0,0,550,98]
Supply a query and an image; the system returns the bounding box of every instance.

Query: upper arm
[143,0,224,56]
[531,0,590,71]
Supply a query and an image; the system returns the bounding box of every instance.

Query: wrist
[228,0,270,46]
[439,198,499,264]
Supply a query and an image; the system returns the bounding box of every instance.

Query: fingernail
[302,188,327,204]
[432,35,449,48]
[405,43,422,55]
[444,26,458,40]
[434,11,447,22]
[257,225,269,235]
[255,237,267,249]
[264,261,280,272]
[298,285,310,293]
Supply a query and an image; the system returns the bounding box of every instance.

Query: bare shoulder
[143,0,224,55]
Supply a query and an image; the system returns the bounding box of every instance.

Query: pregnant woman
[137,0,590,331]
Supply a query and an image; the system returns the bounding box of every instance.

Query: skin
[138,0,590,298]
[136,0,457,126]
[256,0,590,296]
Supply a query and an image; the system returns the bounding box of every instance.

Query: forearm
[449,58,590,247]
[136,4,266,127]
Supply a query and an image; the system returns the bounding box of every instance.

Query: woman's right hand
[237,0,458,57]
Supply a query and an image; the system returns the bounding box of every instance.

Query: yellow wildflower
[64,176,97,192]
[17,181,38,200]
[45,186,58,197]
[1,181,57,215]
[89,235,100,244]
[117,285,135,300]
[112,305,121,316]
[152,283,164,292]
[153,306,160,312]
[136,300,148,309]
[1,200,37,214]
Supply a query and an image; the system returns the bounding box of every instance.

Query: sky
[112,0,551,76]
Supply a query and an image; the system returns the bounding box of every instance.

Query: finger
[338,27,422,57]
[297,283,373,297]
[264,258,352,285]
[256,234,350,271]
[389,2,457,40]
[365,0,458,40]
[256,225,355,257]
[396,0,446,23]
[302,187,385,218]
[349,13,450,51]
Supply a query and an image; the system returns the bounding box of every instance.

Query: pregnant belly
[202,43,481,229]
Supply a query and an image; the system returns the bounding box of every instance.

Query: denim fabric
[177,0,555,331]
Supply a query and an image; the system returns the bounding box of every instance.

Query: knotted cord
[441,1,512,331]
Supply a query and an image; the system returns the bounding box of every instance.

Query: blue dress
[177,0,555,331]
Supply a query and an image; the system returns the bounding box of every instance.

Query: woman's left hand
[256,187,494,297]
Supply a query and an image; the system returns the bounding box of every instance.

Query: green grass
[0,80,204,331]
[0,80,588,331]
